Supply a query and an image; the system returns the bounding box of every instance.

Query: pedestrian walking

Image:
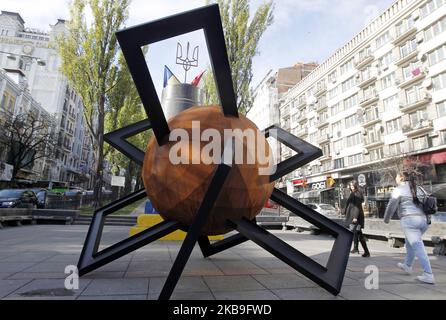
[384,171,435,284]
[344,181,370,257]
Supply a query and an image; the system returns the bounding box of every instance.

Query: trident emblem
[176,41,199,83]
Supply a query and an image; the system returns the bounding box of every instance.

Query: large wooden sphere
[142,105,275,235]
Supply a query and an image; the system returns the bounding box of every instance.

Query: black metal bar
[267,189,353,295]
[78,220,180,276]
[77,188,183,277]
[158,161,233,300]
[104,119,151,166]
[116,4,238,137]
[229,218,344,295]
[263,125,322,182]
[198,233,248,258]
[270,188,347,236]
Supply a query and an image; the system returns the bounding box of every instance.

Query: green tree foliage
[57,0,130,206]
[105,50,151,195]
[203,0,274,115]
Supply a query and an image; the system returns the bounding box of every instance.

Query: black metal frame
[77,4,353,300]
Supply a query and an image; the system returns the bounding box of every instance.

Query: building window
[334,158,344,169]
[341,76,355,92]
[343,94,358,110]
[428,44,446,66]
[340,58,354,75]
[345,114,359,129]
[421,0,446,18]
[383,94,399,112]
[432,71,446,91]
[347,153,363,166]
[346,132,362,147]
[364,105,379,122]
[328,70,337,83]
[366,127,381,144]
[412,135,430,150]
[402,61,422,80]
[376,31,391,48]
[333,139,344,153]
[381,72,395,90]
[332,120,343,135]
[322,143,331,156]
[322,161,332,172]
[380,50,394,67]
[405,85,424,104]
[441,130,446,143]
[331,102,343,116]
[396,16,415,37]
[424,15,446,41]
[437,100,446,117]
[369,147,384,161]
[386,117,402,134]
[399,38,417,58]
[409,108,428,127]
[328,86,338,99]
[389,141,406,155]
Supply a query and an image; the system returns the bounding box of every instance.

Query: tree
[0,110,56,180]
[203,0,274,115]
[105,51,151,196]
[57,0,130,207]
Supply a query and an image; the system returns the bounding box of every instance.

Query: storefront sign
[358,174,366,187]
[310,181,326,190]
[377,186,394,196]
[292,179,306,185]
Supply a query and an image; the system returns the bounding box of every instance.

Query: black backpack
[418,187,438,216]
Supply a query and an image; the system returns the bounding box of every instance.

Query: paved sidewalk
[0,225,445,300]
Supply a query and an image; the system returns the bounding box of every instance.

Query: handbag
[418,186,438,216]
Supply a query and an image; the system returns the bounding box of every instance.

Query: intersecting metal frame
[77,4,353,300]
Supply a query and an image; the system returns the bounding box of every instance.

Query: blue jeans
[400,215,432,274]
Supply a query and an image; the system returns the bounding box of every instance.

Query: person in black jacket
[344,181,370,257]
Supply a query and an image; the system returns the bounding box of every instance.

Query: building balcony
[316,119,329,129]
[316,103,328,112]
[281,108,290,118]
[66,129,74,136]
[359,90,379,108]
[396,67,427,89]
[392,25,417,45]
[361,116,381,127]
[364,137,384,149]
[315,84,327,97]
[317,133,330,144]
[355,53,374,69]
[399,93,431,113]
[356,73,377,88]
[319,154,332,162]
[403,120,433,137]
[395,49,419,67]
[296,127,308,137]
[297,99,306,109]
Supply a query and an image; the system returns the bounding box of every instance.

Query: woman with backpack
[344,181,370,257]
[384,171,435,284]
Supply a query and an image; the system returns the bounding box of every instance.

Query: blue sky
[2,0,395,97]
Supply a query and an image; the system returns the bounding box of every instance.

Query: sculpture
[77,4,353,300]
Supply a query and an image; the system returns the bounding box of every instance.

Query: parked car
[0,189,39,208]
[307,203,337,217]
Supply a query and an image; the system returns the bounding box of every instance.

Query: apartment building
[0,69,55,180]
[0,11,95,186]
[247,62,318,164]
[279,0,446,216]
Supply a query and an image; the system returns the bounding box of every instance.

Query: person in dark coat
[344,181,370,257]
